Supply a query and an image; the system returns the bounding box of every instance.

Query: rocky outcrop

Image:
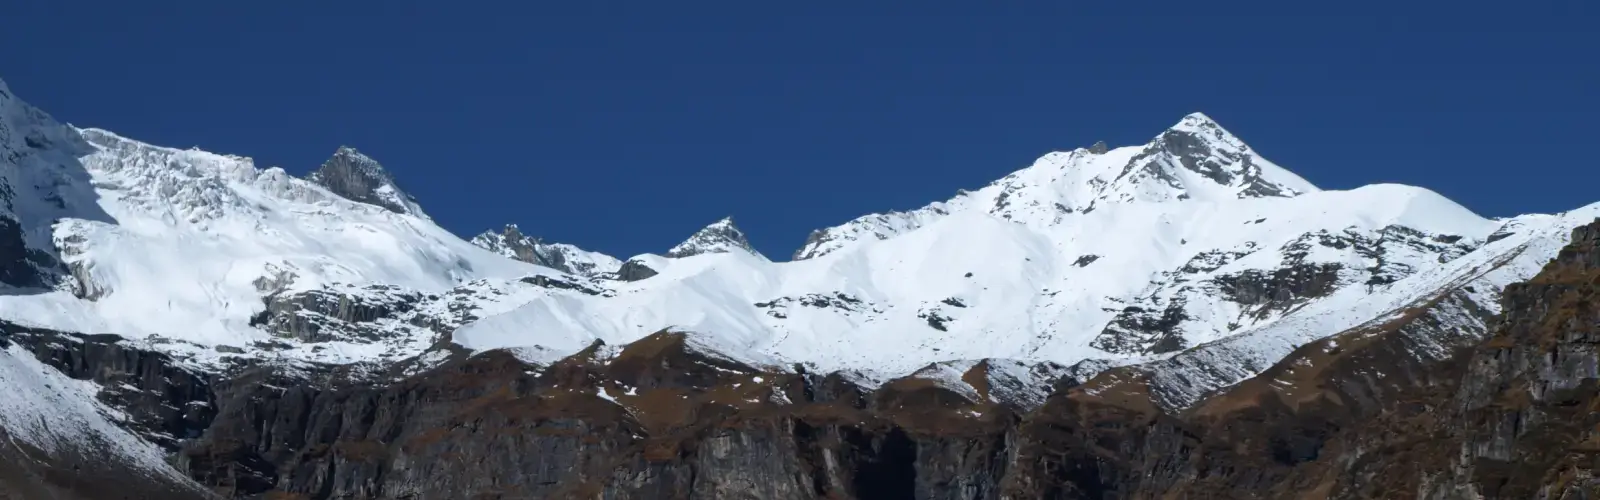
[306,146,425,217]
[615,258,660,281]
[252,284,425,343]
[471,224,622,276]
[1212,262,1343,320]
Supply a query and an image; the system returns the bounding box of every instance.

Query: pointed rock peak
[666,216,761,259]
[308,146,427,218]
[1125,112,1318,200]
[1088,141,1109,155]
[1158,112,1248,152]
[471,224,533,254]
[484,223,529,242]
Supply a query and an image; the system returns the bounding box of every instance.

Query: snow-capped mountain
[1,72,1597,405]
[5,72,1600,498]
[453,114,1523,377]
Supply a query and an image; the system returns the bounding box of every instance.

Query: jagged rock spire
[307,146,427,218]
[666,217,761,259]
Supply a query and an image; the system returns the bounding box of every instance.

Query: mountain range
[2,75,1597,499]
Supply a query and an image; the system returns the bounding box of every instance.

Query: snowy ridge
[472,223,622,276]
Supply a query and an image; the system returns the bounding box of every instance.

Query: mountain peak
[1172,111,1221,130]
[1132,112,1318,200]
[666,217,762,259]
[307,146,427,218]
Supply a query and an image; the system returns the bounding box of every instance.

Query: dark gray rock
[1093,298,1192,354]
[1212,262,1343,320]
[0,215,63,289]
[251,284,424,343]
[306,146,423,217]
[615,258,659,282]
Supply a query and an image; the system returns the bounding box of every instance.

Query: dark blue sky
[4,1,1595,259]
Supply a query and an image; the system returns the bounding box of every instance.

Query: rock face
[1422,222,1600,497]
[168,331,1051,499]
[306,146,426,218]
[252,284,426,343]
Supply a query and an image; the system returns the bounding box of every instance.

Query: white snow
[0,345,189,483]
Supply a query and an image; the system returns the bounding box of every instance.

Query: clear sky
[4,1,1595,259]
